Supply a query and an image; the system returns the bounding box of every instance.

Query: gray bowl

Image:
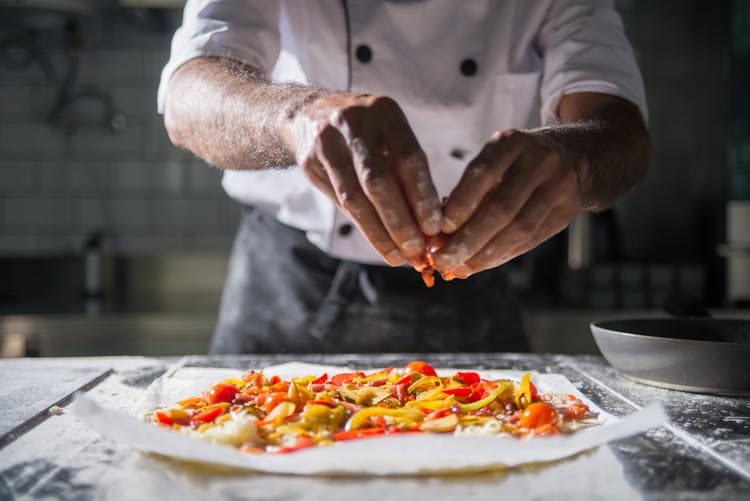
[591,318,750,396]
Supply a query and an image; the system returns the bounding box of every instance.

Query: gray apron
[210,206,528,354]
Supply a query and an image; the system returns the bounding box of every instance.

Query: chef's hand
[432,92,649,279]
[432,128,581,278]
[289,93,443,266]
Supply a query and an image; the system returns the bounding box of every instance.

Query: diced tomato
[332,427,386,441]
[208,383,239,404]
[455,371,481,385]
[190,407,224,423]
[262,392,289,413]
[269,375,282,385]
[310,373,328,384]
[519,402,558,429]
[403,361,437,377]
[241,370,264,387]
[269,381,290,393]
[153,411,173,426]
[563,400,590,420]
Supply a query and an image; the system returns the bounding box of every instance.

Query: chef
[158,0,650,354]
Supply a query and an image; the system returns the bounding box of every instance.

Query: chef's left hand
[432,128,582,278]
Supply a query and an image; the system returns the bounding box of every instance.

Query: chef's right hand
[288,93,443,266]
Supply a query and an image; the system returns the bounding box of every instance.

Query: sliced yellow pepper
[219,377,246,389]
[513,372,533,409]
[345,407,424,431]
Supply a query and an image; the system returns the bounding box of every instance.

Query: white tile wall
[0,10,239,256]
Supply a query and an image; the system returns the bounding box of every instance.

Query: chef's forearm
[164,57,332,170]
[535,93,651,211]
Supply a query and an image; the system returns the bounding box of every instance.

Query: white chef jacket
[158,0,647,265]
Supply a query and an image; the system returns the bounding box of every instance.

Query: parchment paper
[73,362,668,476]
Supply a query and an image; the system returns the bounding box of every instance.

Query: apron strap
[309,261,363,341]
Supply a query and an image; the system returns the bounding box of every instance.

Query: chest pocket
[488,72,542,133]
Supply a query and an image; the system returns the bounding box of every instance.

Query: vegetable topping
[148,363,597,453]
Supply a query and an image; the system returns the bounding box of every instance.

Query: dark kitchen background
[1,0,748,357]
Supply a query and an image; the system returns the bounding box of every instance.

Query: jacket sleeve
[157,0,281,113]
[536,0,648,124]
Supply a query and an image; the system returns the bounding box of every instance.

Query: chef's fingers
[441,130,524,234]
[380,108,443,236]
[454,197,579,277]
[345,123,426,258]
[314,128,405,266]
[299,155,337,200]
[433,156,542,272]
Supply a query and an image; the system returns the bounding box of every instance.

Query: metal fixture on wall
[0,8,126,134]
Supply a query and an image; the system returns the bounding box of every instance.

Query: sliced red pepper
[391,383,407,404]
[529,381,539,402]
[425,408,455,420]
[154,411,173,426]
[332,427,386,441]
[455,371,481,385]
[365,367,393,378]
[444,383,484,402]
[396,373,414,386]
[310,373,328,384]
[276,435,315,453]
[371,415,387,428]
[443,387,473,397]
[308,400,337,408]
[330,372,364,387]
[191,406,224,423]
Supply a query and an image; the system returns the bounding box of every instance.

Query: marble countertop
[0,353,748,500]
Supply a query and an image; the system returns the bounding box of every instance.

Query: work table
[1,353,748,500]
